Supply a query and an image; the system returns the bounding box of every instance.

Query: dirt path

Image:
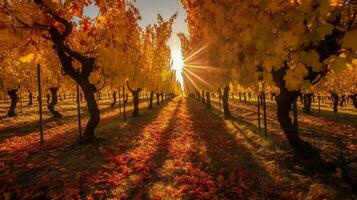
[0,97,355,199]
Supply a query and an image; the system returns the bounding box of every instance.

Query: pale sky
[83,0,188,85]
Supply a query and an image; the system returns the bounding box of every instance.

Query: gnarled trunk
[271,93,277,102]
[222,86,230,117]
[28,91,33,105]
[350,94,357,108]
[7,89,18,117]
[46,93,51,105]
[126,81,141,117]
[148,91,154,109]
[340,95,345,107]
[274,88,334,171]
[37,4,101,144]
[131,90,140,117]
[156,93,160,105]
[80,79,100,143]
[47,87,62,118]
[299,94,304,104]
[111,91,117,108]
[276,90,317,158]
[331,92,339,113]
[201,91,206,104]
[272,67,334,171]
[303,93,313,114]
[196,91,201,102]
[205,91,211,109]
[161,92,164,102]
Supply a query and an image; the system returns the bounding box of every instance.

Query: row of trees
[180,0,357,171]
[0,0,181,143]
[196,69,357,114]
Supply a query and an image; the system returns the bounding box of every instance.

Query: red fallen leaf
[25,163,35,169]
[179,184,191,192]
[93,190,107,199]
[217,174,227,187]
[76,171,87,181]
[114,155,125,164]
[238,178,249,190]
[102,162,116,169]
[64,187,80,200]
[99,147,109,156]
[58,167,67,172]
[120,166,131,174]
[86,195,94,200]
[130,174,142,185]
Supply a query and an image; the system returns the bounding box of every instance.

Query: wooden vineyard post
[76,81,82,138]
[147,92,149,106]
[257,94,261,134]
[119,86,122,116]
[293,98,298,130]
[37,64,44,144]
[263,92,267,138]
[318,94,321,113]
[20,87,23,114]
[219,91,222,114]
[123,86,126,121]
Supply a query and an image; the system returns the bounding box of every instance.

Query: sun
[171,48,184,86]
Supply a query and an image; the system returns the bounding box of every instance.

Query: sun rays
[183,68,212,89]
[181,44,218,93]
[182,44,207,63]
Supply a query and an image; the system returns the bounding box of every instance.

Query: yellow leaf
[343,29,357,50]
[19,53,35,63]
[316,23,333,40]
[299,50,323,72]
[326,56,347,73]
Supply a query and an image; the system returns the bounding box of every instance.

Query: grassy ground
[0,96,148,131]
[211,97,357,161]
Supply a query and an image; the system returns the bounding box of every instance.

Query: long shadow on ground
[0,99,148,141]
[0,99,173,199]
[185,98,285,199]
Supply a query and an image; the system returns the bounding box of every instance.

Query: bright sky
[83,0,188,86]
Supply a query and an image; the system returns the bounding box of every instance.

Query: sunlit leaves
[19,53,36,63]
[342,29,357,51]
[0,0,181,95]
[299,50,323,72]
[181,0,357,94]
[325,56,348,73]
[284,63,309,91]
[280,31,299,48]
[318,61,357,94]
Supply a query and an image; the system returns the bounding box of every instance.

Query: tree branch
[63,44,90,64]
[14,16,32,29]
[126,80,133,93]
[34,0,72,41]
[348,10,356,30]
[96,79,107,91]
